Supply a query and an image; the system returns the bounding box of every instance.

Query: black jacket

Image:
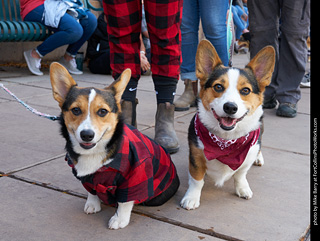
[86,13,109,60]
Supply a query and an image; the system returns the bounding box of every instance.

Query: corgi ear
[246,46,275,90]
[106,68,131,104]
[50,62,77,108]
[196,39,223,82]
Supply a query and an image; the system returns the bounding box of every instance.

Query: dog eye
[240,87,251,95]
[97,108,108,117]
[213,84,224,93]
[71,107,82,116]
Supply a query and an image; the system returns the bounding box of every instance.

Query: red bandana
[194,114,260,170]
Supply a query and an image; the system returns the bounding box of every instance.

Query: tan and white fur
[50,63,134,229]
[180,40,275,210]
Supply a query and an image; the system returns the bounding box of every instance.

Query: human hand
[140,51,150,72]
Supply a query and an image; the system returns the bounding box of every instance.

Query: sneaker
[276,103,297,118]
[23,50,43,76]
[59,57,83,75]
[300,72,310,88]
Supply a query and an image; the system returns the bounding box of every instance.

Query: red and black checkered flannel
[102,0,183,80]
[66,124,178,205]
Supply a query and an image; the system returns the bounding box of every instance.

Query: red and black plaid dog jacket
[66,124,178,205]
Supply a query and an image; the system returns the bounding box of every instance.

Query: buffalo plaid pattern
[66,124,178,205]
[103,0,183,80]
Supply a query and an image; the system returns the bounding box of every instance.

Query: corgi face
[196,40,275,136]
[50,62,131,155]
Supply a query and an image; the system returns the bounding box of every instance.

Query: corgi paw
[180,195,200,210]
[84,196,101,214]
[108,214,130,230]
[236,186,253,200]
[254,151,264,166]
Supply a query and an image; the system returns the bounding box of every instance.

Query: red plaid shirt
[66,124,178,205]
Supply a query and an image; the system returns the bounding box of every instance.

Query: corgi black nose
[80,129,95,142]
[223,102,238,115]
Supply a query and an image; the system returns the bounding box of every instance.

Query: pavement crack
[132,209,244,241]
[6,153,66,175]
[5,173,243,241]
[5,173,86,199]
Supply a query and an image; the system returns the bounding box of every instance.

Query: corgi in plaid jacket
[66,123,179,206]
[50,63,179,230]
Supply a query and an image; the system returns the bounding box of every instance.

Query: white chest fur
[205,143,260,187]
[75,153,112,177]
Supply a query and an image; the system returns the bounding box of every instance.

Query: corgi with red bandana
[50,63,179,229]
[180,40,275,210]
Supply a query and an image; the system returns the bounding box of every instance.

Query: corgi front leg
[234,162,253,199]
[180,172,204,210]
[84,192,101,214]
[108,201,134,229]
[181,143,207,210]
[234,171,253,199]
[234,144,260,199]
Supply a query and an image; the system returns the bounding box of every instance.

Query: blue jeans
[232,5,248,40]
[180,0,228,81]
[24,5,97,57]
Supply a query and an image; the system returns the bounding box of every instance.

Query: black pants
[88,51,112,75]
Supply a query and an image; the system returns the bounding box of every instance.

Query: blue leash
[0,83,60,121]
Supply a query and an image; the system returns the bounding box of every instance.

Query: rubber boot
[155,102,180,154]
[174,79,197,111]
[121,99,138,128]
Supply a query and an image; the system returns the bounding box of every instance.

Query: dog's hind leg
[254,150,264,166]
[254,116,265,166]
[142,174,180,206]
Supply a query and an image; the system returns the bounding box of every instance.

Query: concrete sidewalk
[0,53,310,241]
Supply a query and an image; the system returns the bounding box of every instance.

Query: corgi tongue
[220,117,238,127]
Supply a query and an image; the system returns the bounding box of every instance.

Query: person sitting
[20,0,97,75]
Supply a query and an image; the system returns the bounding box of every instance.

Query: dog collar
[194,114,260,170]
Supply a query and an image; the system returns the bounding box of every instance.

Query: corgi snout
[223,102,238,115]
[79,129,97,150]
[80,129,95,142]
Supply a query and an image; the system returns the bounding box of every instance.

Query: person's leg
[275,0,310,117]
[180,0,200,82]
[144,0,182,104]
[103,0,142,81]
[232,6,246,40]
[174,0,199,111]
[200,0,228,66]
[247,0,280,107]
[145,0,183,153]
[23,5,82,75]
[25,7,84,57]
[103,0,142,126]
[66,12,97,56]
[58,12,97,74]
